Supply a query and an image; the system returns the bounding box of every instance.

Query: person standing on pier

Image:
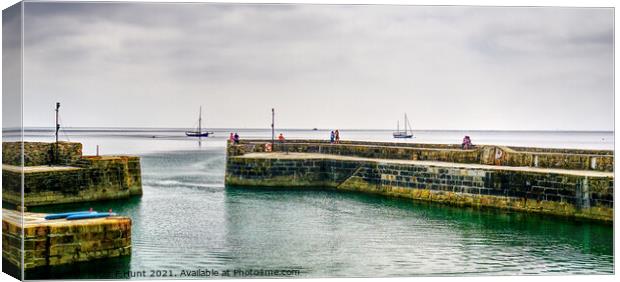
[330,131,335,144]
[461,136,472,149]
[229,132,234,143]
[335,130,340,144]
[278,133,285,142]
[233,133,240,144]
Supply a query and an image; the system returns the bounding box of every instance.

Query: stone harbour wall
[2,156,143,206]
[79,156,143,196]
[226,156,613,222]
[336,162,613,221]
[2,141,83,166]
[229,140,613,172]
[2,141,143,207]
[2,209,131,270]
[226,140,614,222]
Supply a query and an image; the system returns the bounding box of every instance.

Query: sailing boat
[393,113,414,138]
[185,106,214,137]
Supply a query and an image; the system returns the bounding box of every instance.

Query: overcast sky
[11,2,615,130]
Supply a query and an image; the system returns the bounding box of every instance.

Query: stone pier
[2,209,132,270]
[225,140,613,222]
[2,141,143,207]
[1,141,140,277]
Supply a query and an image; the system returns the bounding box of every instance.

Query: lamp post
[271,108,275,148]
[55,102,60,164]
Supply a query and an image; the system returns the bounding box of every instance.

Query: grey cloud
[16,3,614,130]
[3,2,22,130]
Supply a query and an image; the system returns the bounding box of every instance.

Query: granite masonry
[2,141,143,206]
[226,140,614,222]
[2,209,132,270]
[2,141,138,274]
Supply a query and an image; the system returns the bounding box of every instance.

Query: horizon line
[5,126,616,133]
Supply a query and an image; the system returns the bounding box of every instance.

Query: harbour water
[17,129,614,278]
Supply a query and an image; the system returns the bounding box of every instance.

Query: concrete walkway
[2,164,81,173]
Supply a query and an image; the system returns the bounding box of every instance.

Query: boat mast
[406,114,412,134]
[404,113,407,133]
[397,120,400,132]
[198,106,202,133]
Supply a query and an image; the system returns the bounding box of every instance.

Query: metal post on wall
[55,102,60,164]
[271,108,275,149]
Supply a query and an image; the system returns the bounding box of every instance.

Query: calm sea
[15,129,614,278]
[15,128,615,155]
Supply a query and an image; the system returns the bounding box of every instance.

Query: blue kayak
[66,212,117,220]
[44,211,95,220]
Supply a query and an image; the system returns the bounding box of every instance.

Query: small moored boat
[66,212,117,220]
[44,211,94,220]
[393,113,414,139]
[185,106,214,137]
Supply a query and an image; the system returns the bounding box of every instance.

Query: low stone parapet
[228,139,613,172]
[2,141,83,166]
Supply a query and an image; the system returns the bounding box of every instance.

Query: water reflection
[222,188,612,277]
[25,256,132,280]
